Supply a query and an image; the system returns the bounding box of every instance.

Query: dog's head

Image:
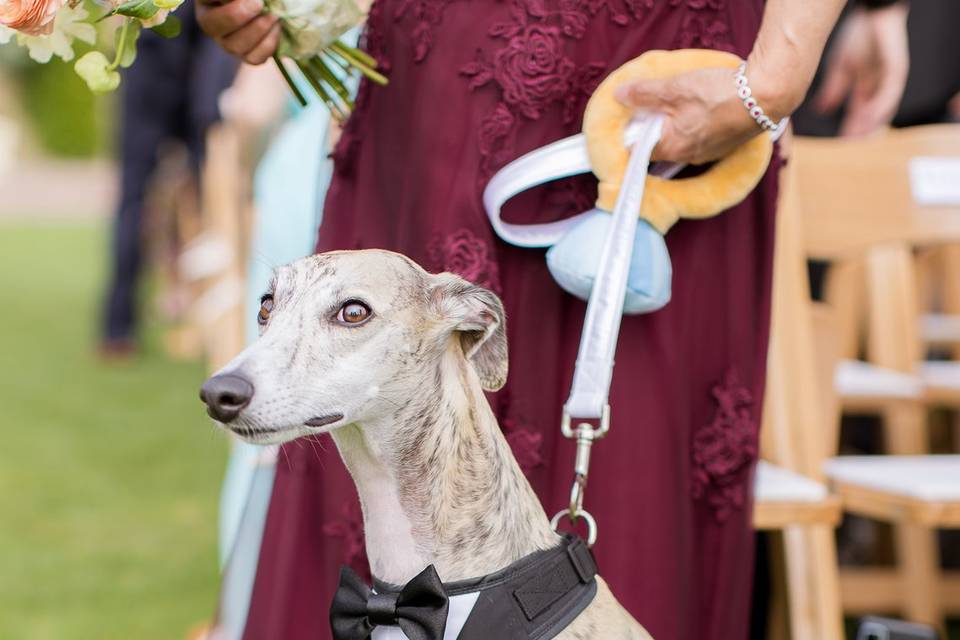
[199,250,507,444]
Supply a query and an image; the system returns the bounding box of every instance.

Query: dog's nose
[200,374,254,423]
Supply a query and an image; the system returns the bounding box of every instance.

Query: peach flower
[0,0,66,36]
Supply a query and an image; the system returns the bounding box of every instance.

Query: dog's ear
[432,274,508,391]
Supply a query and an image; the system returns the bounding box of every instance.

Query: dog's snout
[200,374,254,423]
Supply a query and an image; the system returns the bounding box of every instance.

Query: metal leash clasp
[550,404,610,547]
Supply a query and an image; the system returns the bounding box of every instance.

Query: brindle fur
[208,250,652,639]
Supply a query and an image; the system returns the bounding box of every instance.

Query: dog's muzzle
[200,374,254,423]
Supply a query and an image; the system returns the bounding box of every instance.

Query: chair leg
[883,401,928,455]
[767,532,791,640]
[895,521,945,634]
[783,526,844,640]
[809,525,844,640]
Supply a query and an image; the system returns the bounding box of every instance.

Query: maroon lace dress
[244,2,778,638]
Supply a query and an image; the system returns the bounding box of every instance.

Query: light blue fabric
[546,210,672,314]
[216,101,337,638]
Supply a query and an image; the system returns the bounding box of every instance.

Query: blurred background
[1,0,960,639]
[0,19,235,639]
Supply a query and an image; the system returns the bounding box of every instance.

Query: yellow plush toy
[582,49,774,233]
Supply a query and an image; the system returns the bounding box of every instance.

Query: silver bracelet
[734,62,785,135]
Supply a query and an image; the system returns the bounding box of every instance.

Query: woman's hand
[196,0,281,65]
[615,67,769,165]
[812,3,910,137]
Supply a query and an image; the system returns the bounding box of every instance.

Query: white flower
[12,3,96,63]
[269,0,362,59]
[0,25,14,44]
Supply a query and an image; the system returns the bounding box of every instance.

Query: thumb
[614,78,672,111]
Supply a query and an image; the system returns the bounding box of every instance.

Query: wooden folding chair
[176,121,255,373]
[792,125,960,631]
[751,155,842,640]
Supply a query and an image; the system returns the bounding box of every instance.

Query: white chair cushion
[754,461,829,503]
[834,359,923,400]
[824,455,960,502]
[919,360,960,390]
[922,313,960,344]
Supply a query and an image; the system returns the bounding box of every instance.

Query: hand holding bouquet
[0,0,385,118]
[199,0,386,118]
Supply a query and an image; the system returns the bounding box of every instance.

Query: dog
[201,250,652,639]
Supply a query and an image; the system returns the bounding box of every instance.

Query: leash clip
[551,405,609,547]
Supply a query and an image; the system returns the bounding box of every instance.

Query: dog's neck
[332,344,559,585]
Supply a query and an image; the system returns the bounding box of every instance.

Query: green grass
[0,222,225,639]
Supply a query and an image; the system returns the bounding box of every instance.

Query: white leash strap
[482,134,596,248]
[564,115,664,419]
[483,130,684,249]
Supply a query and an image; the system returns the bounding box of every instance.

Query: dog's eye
[258,296,274,326]
[338,301,371,325]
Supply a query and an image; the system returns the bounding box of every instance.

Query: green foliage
[0,223,224,638]
[106,0,163,21]
[150,15,181,39]
[15,52,112,157]
[115,20,141,68]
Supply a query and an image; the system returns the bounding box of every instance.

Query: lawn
[0,222,225,639]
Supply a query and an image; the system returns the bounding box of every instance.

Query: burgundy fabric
[244,2,778,639]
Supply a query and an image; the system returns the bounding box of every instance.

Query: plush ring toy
[482,49,780,315]
[583,49,774,233]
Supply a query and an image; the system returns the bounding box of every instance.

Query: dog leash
[542,115,664,546]
[482,129,682,249]
[484,119,787,548]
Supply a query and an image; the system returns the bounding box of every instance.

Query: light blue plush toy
[482,133,674,316]
[546,210,671,314]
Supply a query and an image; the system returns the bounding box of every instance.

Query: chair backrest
[762,157,834,476]
[762,126,960,469]
[794,126,960,373]
[793,124,960,260]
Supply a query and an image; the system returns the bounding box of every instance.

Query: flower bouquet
[0,0,385,119]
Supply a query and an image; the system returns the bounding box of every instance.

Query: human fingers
[813,55,853,114]
[196,0,265,40]
[220,13,279,62]
[614,78,674,113]
[239,19,281,65]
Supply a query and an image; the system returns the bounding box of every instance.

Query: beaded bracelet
[734,63,785,135]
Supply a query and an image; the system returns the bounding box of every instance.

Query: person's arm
[813,1,910,137]
[617,0,849,164]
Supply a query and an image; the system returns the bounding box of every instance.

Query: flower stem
[308,57,351,105]
[331,40,376,69]
[329,41,387,86]
[296,60,347,122]
[273,54,308,107]
[109,19,130,71]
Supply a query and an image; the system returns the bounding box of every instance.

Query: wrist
[744,54,807,121]
[733,63,786,133]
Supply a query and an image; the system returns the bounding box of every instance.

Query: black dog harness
[330,534,599,640]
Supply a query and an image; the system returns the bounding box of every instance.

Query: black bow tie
[330,564,449,640]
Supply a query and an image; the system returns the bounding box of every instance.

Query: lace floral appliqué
[691,368,758,522]
[502,416,544,476]
[345,0,732,179]
[459,1,624,179]
[427,228,502,293]
[670,0,733,50]
[323,502,370,580]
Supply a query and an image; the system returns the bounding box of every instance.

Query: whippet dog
[201,250,652,640]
